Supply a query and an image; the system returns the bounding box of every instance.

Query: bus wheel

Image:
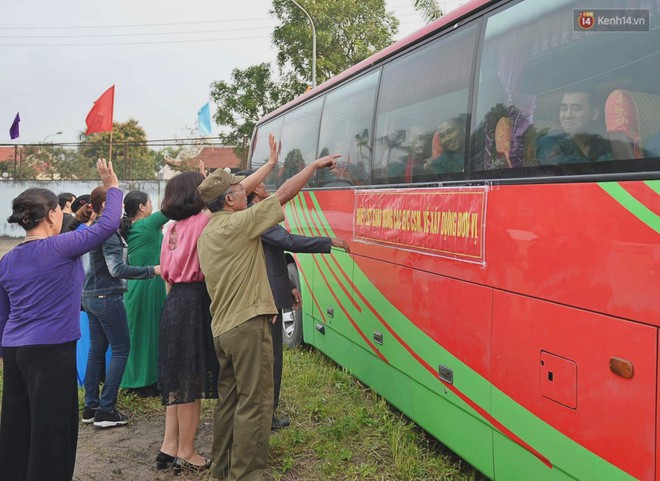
[282,262,303,348]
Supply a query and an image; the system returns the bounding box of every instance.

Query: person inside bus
[279,148,306,186]
[535,90,613,165]
[644,132,660,158]
[424,115,467,174]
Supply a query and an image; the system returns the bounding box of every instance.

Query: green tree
[210,1,399,153]
[413,0,443,23]
[79,119,156,180]
[271,0,399,86]
[209,63,298,157]
[42,146,90,180]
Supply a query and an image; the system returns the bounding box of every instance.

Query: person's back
[120,191,168,393]
[1,236,88,346]
[198,194,281,337]
[80,186,157,428]
[197,134,339,481]
[0,160,120,481]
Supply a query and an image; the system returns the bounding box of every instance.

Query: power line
[0,22,425,47]
[0,25,273,39]
[0,17,273,30]
[0,34,271,47]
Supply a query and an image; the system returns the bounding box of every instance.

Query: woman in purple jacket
[0,160,120,481]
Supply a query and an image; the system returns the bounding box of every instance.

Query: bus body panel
[492,291,656,481]
[486,181,660,325]
[284,186,657,480]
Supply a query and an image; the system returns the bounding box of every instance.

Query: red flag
[85,85,115,136]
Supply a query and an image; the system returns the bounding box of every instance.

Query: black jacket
[261,224,331,309]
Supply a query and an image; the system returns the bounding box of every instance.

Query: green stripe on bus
[599,182,660,234]
[644,180,660,195]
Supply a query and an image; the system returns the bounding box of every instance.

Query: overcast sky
[1,1,466,145]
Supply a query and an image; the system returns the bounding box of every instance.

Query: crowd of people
[0,133,350,481]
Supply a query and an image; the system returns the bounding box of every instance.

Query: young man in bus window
[424,115,467,174]
[535,91,613,165]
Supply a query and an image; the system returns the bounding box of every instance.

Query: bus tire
[282,262,304,348]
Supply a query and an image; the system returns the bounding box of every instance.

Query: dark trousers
[0,342,79,481]
[269,312,283,412]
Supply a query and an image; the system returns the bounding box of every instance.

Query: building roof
[197,146,242,169]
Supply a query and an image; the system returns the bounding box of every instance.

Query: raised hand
[97,158,119,189]
[314,154,341,170]
[268,133,280,166]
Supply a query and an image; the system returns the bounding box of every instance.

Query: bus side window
[373,23,479,184]
[278,97,323,186]
[249,118,283,189]
[315,71,379,187]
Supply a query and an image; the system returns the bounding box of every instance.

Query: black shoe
[172,456,211,476]
[271,415,290,430]
[93,409,129,428]
[81,406,98,424]
[126,384,161,398]
[156,451,176,470]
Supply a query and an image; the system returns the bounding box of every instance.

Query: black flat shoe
[173,456,211,476]
[156,451,176,470]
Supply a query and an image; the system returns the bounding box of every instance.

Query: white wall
[0,180,166,237]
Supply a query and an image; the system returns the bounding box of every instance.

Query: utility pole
[291,0,316,88]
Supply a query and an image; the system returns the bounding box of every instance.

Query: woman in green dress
[119,191,168,395]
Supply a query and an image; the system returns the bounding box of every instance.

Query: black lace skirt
[158,282,219,405]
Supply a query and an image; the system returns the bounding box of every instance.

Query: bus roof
[258,0,496,126]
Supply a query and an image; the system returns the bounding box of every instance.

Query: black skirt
[158,282,219,405]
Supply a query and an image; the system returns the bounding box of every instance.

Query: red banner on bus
[353,187,487,263]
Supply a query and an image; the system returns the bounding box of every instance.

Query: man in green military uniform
[198,134,339,481]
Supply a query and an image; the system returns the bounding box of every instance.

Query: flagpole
[109,130,113,163]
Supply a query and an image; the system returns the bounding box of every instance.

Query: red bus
[249,0,660,479]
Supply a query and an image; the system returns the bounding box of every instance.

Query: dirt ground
[74,412,216,481]
[1,238,217,480]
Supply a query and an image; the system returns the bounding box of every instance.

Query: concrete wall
[0,180,167,237]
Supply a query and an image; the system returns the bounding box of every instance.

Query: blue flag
[198,102,212,136]
[9,112,20,140]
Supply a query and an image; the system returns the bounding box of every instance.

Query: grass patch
[267,347,486,481]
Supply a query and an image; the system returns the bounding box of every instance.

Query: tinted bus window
[250,118,283,187]
[314,71,380,188]
[277,97,324,187]
[472,0,660,177]
[373,24,478,184]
